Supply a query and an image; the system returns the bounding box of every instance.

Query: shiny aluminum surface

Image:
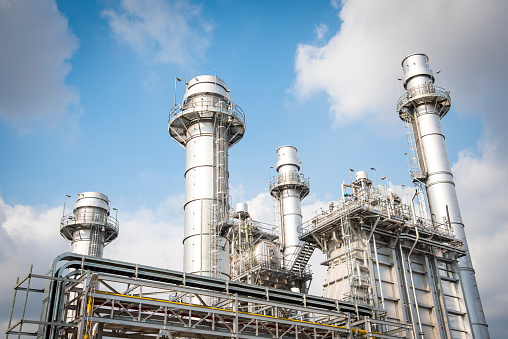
[60,192,118,257]
[169,75,246,280]
[399,54,489,338]
[270,146,310,264]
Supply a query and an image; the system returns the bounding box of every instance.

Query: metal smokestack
[397,53,489,338]
[60,192,119,257]
[269,146,310,266]
[169,75,246,280]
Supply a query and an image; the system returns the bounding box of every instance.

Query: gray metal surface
[169,75,246,280]
[59,192,118,257]
[4,253,394,339]
[397,53,489,338]
[269,146,310,266]
[301,175,470,338]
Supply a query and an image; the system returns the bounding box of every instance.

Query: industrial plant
[5,54,489,338]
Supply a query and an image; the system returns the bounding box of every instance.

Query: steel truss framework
[300,185,470,338]
[6,254,410,339]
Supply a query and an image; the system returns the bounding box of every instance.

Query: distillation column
[269,146,310,266]
[60,192,119,257]
[169,76,245,280]
[397,53,489,338]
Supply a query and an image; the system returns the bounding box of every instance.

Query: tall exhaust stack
[169,75,245,280]
[397,53,489,338]
[60,192,119,257]
[269,146,309,266]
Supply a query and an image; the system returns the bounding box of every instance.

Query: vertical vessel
[397,53,489,338]
[169,75,245,279]
[269,146,310,266]
[60,192,119,257]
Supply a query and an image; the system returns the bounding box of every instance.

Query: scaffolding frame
[5,254,412,339]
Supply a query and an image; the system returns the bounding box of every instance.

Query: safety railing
[270,173,310,190]
[169,97,245,125]
[300,186,454,239]
[397,84,451,114]
[60,212,119,234]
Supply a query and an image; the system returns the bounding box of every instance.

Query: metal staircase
[289,242,316,274]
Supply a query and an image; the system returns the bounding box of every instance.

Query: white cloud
[0,194,68,330]
[229,184,246,208]
[0,192,184,331]
[330,0,341,10]
[245,192,274,224]
[453,143,508,330]
[292,0,508,336]
[292,0,508,128]
[0,0,80,130]
[101,0,213,66]
[314,23,329,41]
[106,194,185,270]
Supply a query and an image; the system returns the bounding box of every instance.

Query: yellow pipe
[93,291,382,336]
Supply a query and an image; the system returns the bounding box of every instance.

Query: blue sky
[1,0,507,336]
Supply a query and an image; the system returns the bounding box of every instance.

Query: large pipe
[397,53,489,338]
[269,146,309,265]
[169,75,245,280]
[59,192,119,257]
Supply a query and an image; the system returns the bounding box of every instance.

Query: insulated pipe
[397,54,489,338]
[169,75,246,280]
[269,146,309,265]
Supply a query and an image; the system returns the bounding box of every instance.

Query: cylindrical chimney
[60,192,119,257]
[169,75,246,280]
[397,53,489,338]
[269,146,310,266]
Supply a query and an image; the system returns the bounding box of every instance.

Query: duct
[397,53,489,338]
[36,252,374,333]
[169,75,246,280]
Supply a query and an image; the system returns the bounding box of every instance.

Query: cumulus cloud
[0,192,184,332]
[292,0,508,127]
[106,194,185,269]
[453,142,508,332]
[245,192,274,224]
[0,194,68,331]
[292,0,508,336]
[0,0,80,130]
[314,23,329,41]
[101,0,213,66]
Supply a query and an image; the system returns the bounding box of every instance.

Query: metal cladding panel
[70,228,104,257]
[74,192,110,213]
[417,111,451,171]
[272,146,309,265]
[183,75,231,101]
[183,234,229,279]
[355,171,369,181]
[185,127,214,165]
[183,233,210,273]
[402,53,434,89]
[183,199,213,238]
[235,202,248,215]
[173,76,243,281]
[185,167,214,201]
[280,188,303,260]
[182,119,216,277]
[399,53,488,338]
[276,145,300,171]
